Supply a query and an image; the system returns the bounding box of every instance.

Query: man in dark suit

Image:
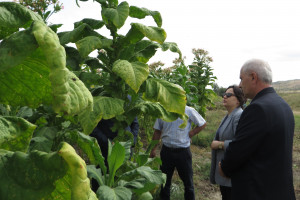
[219,59,296,200]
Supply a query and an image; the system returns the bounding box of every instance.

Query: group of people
[91,59,296,200]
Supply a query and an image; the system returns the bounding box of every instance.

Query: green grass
[192,109,226,147]
[294,114,300,133]
[278,92,300,111]
[293,113,300,200]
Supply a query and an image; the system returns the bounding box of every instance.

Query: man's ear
[251,72,258,81]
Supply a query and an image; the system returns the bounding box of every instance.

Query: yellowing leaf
[112,60,149,93]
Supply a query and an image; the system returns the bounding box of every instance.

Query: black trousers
[220,185,232,200]
[159,145,195,200]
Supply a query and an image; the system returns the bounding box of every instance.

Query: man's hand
[211,140,224,150]
[149,129,162,158]
[218,162,227,178]
[189,123,207,138]
[150,149,156,158]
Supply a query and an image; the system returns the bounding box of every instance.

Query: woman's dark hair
[227,85,247,109]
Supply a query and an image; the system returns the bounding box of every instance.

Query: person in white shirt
[150,106,206,200]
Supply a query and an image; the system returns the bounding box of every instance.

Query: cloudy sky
[49,0,300,87]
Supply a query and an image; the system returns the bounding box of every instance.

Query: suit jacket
[221,87,295,200]
[210,107,243,187]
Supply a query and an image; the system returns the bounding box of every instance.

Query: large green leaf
[0,116,36,152]
[101,1,129,28]
[136,166,166,185]
[74,18,105,29]
[28,126,58,152]
[16,106,33,118]
[58,142,97,200]
[107,0,118,7]
[117,166,166,194]
[129,6,162,27]
[0,2,42,39]
[78,96,125,135]
[58,23,103,45]
[0,28,38,72]
[32,21,93,115]
[97,185,132,200]
[52,69,93,115]
[76,36,103,58]
[0,20,93,115]
[121,178,156,196]
[143,78,186,115]
[127,101,181,124]
[45,171,72,200]
[75,71,102,88]
[87,165,104,186]
[65,46,83,71]
[107,142,125,186]
[119,40,159,63]
[0,148,67,200]
[119,166,166,184]
[76,36,113,58]
[137,192,153,200]
[134,40,159,63]
[112,60,149,93]
[66,131,106,170]
[124,23,166,44]
[160,42,182,58]
[0,49,53,108]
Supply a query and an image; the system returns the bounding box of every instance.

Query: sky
[48,0,300,87]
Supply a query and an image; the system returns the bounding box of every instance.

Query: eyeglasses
[223,93,235,98]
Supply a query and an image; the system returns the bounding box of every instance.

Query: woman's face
[222,88,240,110]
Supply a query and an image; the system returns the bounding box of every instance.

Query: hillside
[272,79,300,92]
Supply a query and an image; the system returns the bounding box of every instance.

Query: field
[150,92,300,199]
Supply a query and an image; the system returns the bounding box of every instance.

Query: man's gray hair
[241,59,273,84]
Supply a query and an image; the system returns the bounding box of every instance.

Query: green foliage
[138,114,156,142]
[187,49,217,117]
[0,142,98,200]
[295,114,300,133]
[278,92,300,111]
[57,0,187,136]
[0,1,188,199]
[0,116,36,152]
[194,158,211,181]
[213,83,227,97]
[87,141,166,200]
[150,49,217,117]
[0,2,43,39]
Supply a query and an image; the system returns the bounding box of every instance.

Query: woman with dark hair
[209,85,246,200]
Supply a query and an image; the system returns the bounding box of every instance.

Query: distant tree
[213,83,227,97]
[188,49,217,117]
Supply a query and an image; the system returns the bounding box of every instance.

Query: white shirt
[153,106,206,148]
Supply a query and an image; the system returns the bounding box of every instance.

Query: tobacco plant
[0,1,188,199]
[150,49,217,117]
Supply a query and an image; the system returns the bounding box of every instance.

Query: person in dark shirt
[91,117,139,166]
